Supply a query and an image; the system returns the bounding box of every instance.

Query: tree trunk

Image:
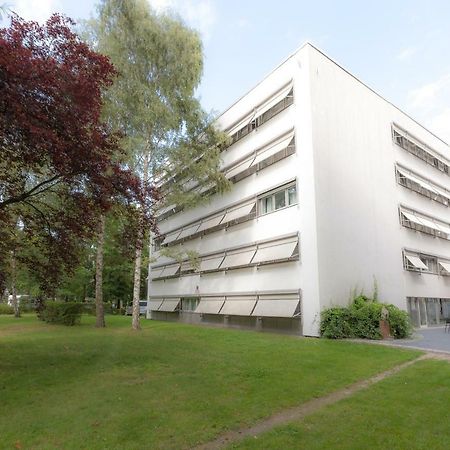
[132,226,143,330]
[95,214,106,328]
[131,152,150,330]
[11,250,20,318]
[147,232,153,319]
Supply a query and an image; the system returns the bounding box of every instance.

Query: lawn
[0,314,420,450]
[231,359,450,450]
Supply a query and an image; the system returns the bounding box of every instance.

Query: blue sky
[4,0,450,141]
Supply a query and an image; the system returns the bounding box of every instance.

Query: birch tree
[85,0,229,330]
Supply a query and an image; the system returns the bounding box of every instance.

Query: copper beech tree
[0,14,157,301]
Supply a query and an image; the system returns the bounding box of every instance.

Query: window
[403,252,435,273]
[407,297,450,327]
[402,250,450,275]
[288,185,297,205]
[396,167,450,206]
[393,127,449,175]
[261,196,274,214]
[259,183,297,215]
[274,190,286,209]
[181,297,199,312]
[400,209,450,241]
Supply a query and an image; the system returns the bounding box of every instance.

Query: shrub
[386,304,412,339]
[320,307,352,339]
[40,302,83,326]
[321,296,412,340]
[349,299,383,340]
[0,304,14,315]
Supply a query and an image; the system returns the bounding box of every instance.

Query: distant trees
[0,14,153,301]
[1,4,229,322]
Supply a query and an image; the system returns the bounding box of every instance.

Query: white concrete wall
[149,49,307,323]
[307,45,450,332]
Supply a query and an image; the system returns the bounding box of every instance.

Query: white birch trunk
[131,152,150,330]
[147,231,153,319]
[95,214,106,328]
[132,226,143,330]
[11,250,19,318]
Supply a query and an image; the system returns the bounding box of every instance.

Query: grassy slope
[0,315,419,450]
[233,359,450,450]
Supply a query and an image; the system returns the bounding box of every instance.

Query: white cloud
[407,73,450,142]
[10,0,62,23]
[397,46,417,61]
[148,0,216,40]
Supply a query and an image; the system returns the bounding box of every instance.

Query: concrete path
[194,355,434,450]
[382,327,450,353]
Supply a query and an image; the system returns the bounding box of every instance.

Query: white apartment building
[147,43,450,336]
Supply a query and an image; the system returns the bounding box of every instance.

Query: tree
[84,0,230,330]
[0,14,152,297]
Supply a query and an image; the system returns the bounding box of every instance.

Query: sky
[3,0,450,142]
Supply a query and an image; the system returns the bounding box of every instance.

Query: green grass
[232,359,450,450]
[0,314,420,450]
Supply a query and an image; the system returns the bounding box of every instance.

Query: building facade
[147,43,450,336]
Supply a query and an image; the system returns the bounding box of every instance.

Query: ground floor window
[407,297,450,327]
[181,297,199,312]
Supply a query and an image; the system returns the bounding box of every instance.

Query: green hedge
[0,304,14,315]
[320,295,412,340]
[40,302,83,326]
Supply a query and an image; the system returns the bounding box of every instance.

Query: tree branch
[0,174,61,209]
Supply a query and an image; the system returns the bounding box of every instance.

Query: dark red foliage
[0,14,158,294]
[1,13,124,208]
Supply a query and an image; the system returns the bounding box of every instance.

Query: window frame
[258,182,298,217]
[181,297,200,312]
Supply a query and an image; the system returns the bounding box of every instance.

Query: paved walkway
[382,327,450,353]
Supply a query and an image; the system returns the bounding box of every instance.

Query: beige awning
[397,167,436,193]
[252,238,298,264]
[402,210,450,235]
[405,255,428,270]
[435,222,450,234]
[220,296,257,316]
[416,215,441,231]
[197,214,225,232]
[177,223,201,240]
[180,260,196,273]
[149,299,163,311]
[252,298,300,317]
[222,202,255,224]
[252,134,294,166]
[150,267,164,279]
[438,261,450,273]
[226,157,255,180]
[162,265,180,277]
[200,256,224,271]
[195,298,225,314]
[256,84,293,116]
[164,230,181,244]
[401,210,421,225]
[221,249,256,268]
[158,299,180,312]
